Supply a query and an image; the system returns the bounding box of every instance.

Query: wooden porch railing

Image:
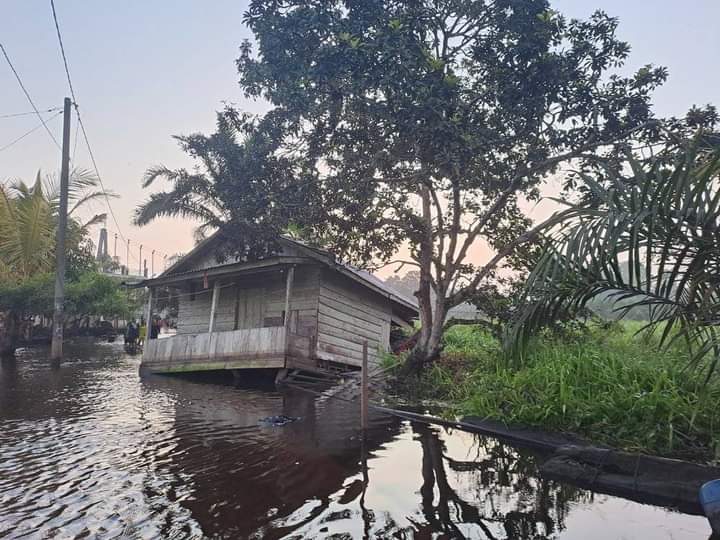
[142,326,287,372]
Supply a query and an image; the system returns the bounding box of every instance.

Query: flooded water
[0,343,711,539]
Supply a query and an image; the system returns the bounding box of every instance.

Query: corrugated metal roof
[142,232,419,314]
[279,237,418,311]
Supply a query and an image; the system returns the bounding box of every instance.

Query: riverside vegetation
[388,322,720,464]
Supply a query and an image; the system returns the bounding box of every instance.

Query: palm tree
[134,110,313,246]
[133,116,236,238]
[508,137,720,380]
[0,175,53,278]
[0,167,113,355]
[134,164,225,243]
[0,168,110,280]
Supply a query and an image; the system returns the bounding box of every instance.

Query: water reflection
[0,344,710,539]
[408,423,585,538]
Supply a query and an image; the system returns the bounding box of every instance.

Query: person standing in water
[138,319,147,347]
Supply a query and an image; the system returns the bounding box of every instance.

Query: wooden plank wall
[176,287,214,334]
[316,270,391,367]
[175,267,321,341]
[171,265,398,370]
[175,282,243,334]
[263,267,320,339]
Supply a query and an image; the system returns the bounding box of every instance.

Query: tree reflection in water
[274,413,595,539]
[357,422,591,539]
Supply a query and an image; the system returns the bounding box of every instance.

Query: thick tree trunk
[402,185,441,375]
[401,183,454,376]
[402,292,447,376]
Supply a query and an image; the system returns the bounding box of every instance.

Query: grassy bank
[400,323,720,463]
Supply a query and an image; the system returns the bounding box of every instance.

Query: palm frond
[133,191,221,227]
[1,176,55,277]
[69,190,115,216]
[80,213,108,231]
[508,138,720,379]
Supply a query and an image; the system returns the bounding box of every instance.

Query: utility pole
[139,244,143,275]
[50,97,73,361]
[151,249,155,277]
[126,239,130,274]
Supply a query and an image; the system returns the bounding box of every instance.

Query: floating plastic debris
[259,415,300,427]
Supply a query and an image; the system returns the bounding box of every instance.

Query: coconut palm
[508,137,720,380]
[0,168,111,279]
[0,176,53,278]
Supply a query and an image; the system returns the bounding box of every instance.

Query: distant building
[446,302,484,321]
[383,271,484,322]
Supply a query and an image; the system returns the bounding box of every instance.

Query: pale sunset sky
[1,1,718,277]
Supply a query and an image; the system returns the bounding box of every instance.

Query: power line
[104,228,171,266]
[50,0,172,273]
[74,114,130,242]
[0,107,62,119]
[0,110,63,153]
[70,111,80,162]
[0,42,62,150]
[49,0,77,103]
[49,0,128,245]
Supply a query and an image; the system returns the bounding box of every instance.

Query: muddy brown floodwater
[0,342,712,539]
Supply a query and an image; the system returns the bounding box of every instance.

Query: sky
[1,1,718,277]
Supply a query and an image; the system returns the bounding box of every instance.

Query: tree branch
[450,122,655,275]
[446,223,544,308]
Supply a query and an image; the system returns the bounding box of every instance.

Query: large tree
[238,0,668,370]
[139,1,668,370]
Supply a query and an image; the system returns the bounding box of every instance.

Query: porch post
[144,287,153,327]
[284,266,295,351]
[143,287,153,358]
[208,280,221,333]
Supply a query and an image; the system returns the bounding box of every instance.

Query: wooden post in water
[144,288,153,325]
[361,340,369,431]
[359,431,370,536]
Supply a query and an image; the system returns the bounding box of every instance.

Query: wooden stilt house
[135,235,417,377]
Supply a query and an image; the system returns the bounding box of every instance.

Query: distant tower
[96,227,109,261]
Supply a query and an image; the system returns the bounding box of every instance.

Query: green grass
[415,323,720,463]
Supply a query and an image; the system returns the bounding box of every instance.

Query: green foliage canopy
[138,0,675,368]
[0,168,134,343]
